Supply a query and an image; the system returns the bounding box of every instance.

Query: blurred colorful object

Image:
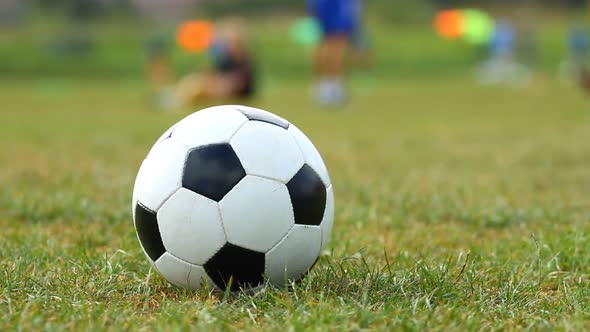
[176,20,214,53]
[291,17,321,47]
[434,10,463,40]
[462,9,494,45]
[434,9,495,45]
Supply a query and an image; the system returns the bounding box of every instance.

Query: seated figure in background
[146,19,256,110]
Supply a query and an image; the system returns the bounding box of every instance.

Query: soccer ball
[132,105,334,291]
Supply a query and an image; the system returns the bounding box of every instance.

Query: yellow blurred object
[176,20,214,53]
[175,73,207,105]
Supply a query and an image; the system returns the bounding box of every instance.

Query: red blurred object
[434,10,464,40]
[176,20,214,53]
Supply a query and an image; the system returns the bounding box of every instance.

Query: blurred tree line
[1,0,583,78]
[26,0,589,21]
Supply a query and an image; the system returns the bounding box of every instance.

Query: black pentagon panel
[182,144,246,202]
[134,203,166,261]
[287,165,327,226]
[204,243,265,291]
[235,107,289,129]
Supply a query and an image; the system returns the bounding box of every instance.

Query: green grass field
[1,77,590,330]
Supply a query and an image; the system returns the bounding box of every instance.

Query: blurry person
[307,0,363,105]
[476,20,531,87]
[559,25,590,90]
[570,26,590,72]
[147,20,256,109]
[175,20,256,106]
[145,34,175,108]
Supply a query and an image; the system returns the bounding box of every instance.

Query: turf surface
[1,78,590,330]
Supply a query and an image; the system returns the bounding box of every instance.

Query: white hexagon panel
[265,225,322,285]
[132,139,188,212]
[155,252,214,290]
[147,122,179,156]
[157,188,226,265]
[219,175,295,252]
[171,106,248,148]
[288,125,331,187]
[231,105,290,129]
[320,185,335,251]
[230,121,304,183]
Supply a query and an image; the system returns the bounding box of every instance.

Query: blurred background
[4,2,590,328]
[0,0,588,89]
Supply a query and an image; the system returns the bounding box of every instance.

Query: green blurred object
[290,17,321,47]
[462,9,494,46]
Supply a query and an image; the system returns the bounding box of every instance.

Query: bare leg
[175,73,239,106]
[312,35,350,105]
[322,35,349,78]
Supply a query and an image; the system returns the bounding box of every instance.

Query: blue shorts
[307,0,361,37]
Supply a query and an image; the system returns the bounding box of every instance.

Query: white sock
[316,79,345,105]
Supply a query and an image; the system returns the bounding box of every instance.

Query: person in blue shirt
[476,19,532,87]
[307,0,363,105]
[489,21,515,58]
[558,25,590,91]
[568,26,590,85]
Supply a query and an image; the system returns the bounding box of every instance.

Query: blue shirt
[307,0,361,35]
